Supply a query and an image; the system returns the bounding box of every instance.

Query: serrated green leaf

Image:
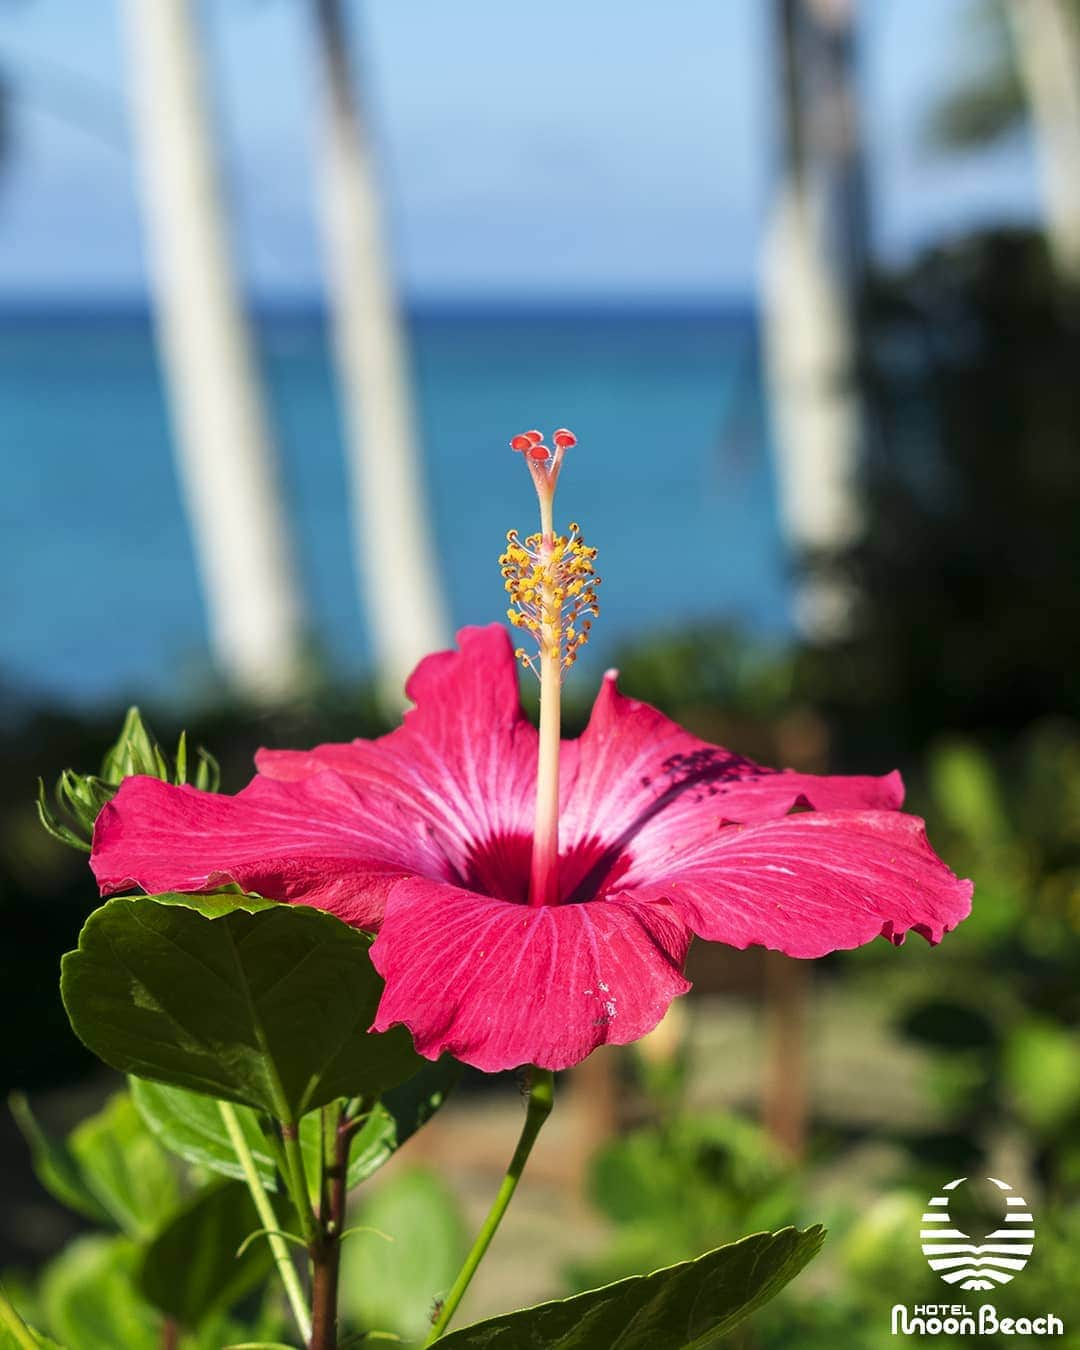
[67,1092,181,1239]
[8,1093,114,1227]
[136,1180,275,1327]
[61,893,422,1124]
[437,1225,826,1349]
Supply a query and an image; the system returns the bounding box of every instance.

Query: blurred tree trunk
[760,0,868,642]
[312,0,448,708]
[120,0,307,702]
[759,0,869,1152]
[1006,0,1080,283]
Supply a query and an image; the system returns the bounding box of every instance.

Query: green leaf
[8,1093,114,1227]
[136,1180,275,1327]
[67,1091,182,1239]
[40,1236,162,1350]
[338,1168,467,1343]
[929,739,1010,844]
[436,1226,826,1349]
[130,1079,283,1189]
[131,1056,460,1193]
[9,1091,181,1239]
[61,893,423,1124]
[1004,1018,1080,1132]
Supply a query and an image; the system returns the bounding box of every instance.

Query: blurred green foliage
[568,1113,797,1292]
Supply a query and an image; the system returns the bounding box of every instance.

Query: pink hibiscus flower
[90,431,972,1073]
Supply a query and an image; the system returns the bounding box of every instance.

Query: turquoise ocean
[1,307,791,708]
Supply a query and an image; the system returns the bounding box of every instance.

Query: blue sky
[0,0,1040,303]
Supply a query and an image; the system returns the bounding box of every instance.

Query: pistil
[499,429,599,908]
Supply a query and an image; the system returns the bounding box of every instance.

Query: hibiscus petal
[257,625,549,877]
[558,674,903,895]
[90,773,452,928]
[563,672,903,849]
[624,810,972,958]
[370,878,692,1072]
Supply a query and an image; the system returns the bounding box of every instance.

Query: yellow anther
[498,519,601,680]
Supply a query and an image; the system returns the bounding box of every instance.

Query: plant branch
[424,1068,555,1343]
[309,1101,350,1350]
[217,1100,312,1343]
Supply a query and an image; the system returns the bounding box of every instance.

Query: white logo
[921,1176,1034,1291]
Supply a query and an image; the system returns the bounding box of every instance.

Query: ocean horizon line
[0,292,759,324]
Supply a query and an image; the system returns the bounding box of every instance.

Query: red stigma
[528,444,551,461]
[510,434,532,452]
[553,428,577,448]
[525,430,544,445]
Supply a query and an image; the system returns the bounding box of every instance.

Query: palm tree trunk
[312,0,448,708]
[761,0,867,641]
[759,0,868,1154]
[120,0,307,702]
[1006,0,1080,284]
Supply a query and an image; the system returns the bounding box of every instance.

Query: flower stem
[0,1284,37,1350]
[217,1101,312,1343]
[424,1068,555,1343]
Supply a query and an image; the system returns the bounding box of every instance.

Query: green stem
[217,1101,312,1343]
[424,1069,555,1344]
[282,1121,321,1248]
[0,1283,39,1350]
[260,1121,293,1191]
